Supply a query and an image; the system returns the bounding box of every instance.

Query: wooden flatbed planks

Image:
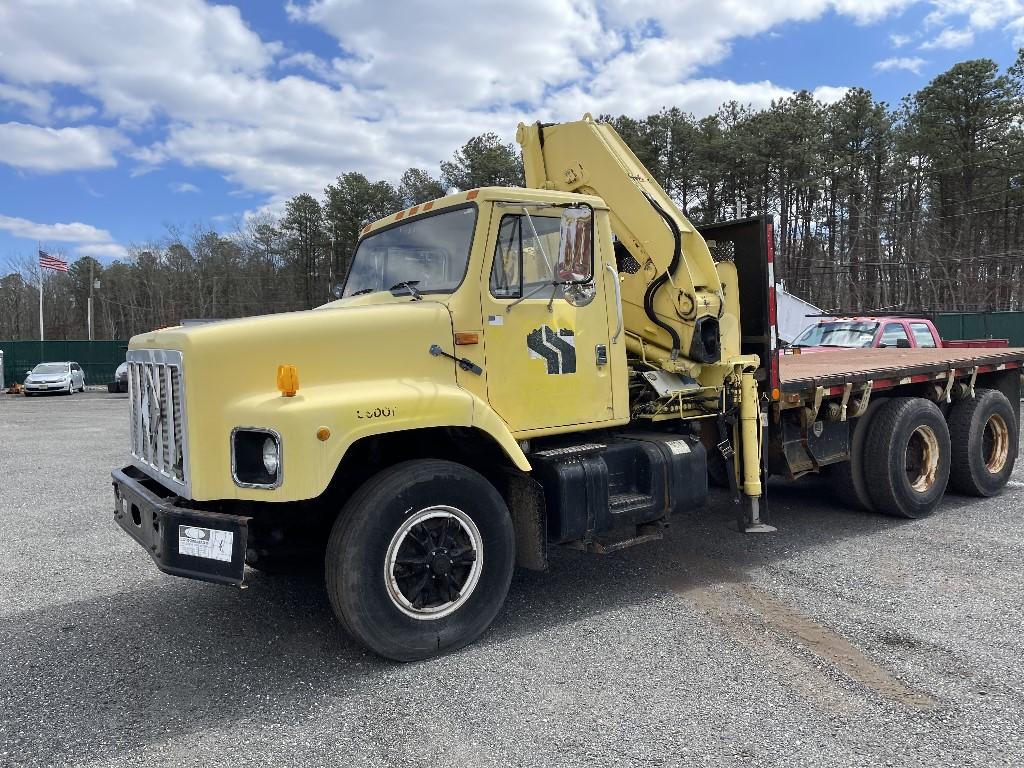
[779,347,1024,392]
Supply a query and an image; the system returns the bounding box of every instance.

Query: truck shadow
[0,481,918,765]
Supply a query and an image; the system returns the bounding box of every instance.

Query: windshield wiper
[389,280,423,300]
[350,288,376,296]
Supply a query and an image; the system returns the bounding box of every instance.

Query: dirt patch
[662,556,937,712]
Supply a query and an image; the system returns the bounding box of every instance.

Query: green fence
[1,340,129,387]
[934,312,1024,347]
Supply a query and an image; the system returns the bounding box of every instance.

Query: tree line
[2,53,1022,341]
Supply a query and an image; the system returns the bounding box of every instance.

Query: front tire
[948,389,1017,496]
[325,459,515,661]
[865,397,951,519]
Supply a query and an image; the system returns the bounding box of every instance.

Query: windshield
[343,206,477,297]
[32,363,69,374]
[792,321,878,348]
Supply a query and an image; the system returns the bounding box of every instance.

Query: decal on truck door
[527,326,577,374]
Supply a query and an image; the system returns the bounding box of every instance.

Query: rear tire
[833,399,884,511]
[325,459,515,661]
[864,397,951,519]
[948,389,1017,497]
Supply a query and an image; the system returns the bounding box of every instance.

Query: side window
[880,323,910,347]
[490,216,521,298]
[910,323,937,348]
[489,214,562,299]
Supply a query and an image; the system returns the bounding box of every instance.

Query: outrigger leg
[738,369,775,533]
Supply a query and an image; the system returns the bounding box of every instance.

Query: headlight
[232,428,282,488]
[262,436,279,475]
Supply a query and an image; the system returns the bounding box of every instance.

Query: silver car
[23,361,86,396]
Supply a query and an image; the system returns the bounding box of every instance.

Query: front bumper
[25,381,69,392]
[112,466,250,586]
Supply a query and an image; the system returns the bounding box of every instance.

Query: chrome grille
[127,349,189,494]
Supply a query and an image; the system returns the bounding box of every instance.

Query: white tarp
[776,282,822,343]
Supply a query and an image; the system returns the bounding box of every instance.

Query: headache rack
[126,348,190,496]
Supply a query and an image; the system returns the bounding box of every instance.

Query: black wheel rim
[385,506,482,620]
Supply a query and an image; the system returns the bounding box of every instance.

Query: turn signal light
[277,364,299,397]
[454,332,479,345]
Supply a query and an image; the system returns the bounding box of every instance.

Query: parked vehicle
[23,362,85,396]
[791,316,1008,352]
[110,115,1023,661]
[108,362,129,393]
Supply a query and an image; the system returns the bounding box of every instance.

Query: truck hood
[128,299,464,501]
[129,299,456,398]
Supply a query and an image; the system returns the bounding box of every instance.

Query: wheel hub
[906,424,940,493]
[385,506,483,621]
[430,550,453,576]
[983,413,1009,474]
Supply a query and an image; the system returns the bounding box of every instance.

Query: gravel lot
[1,391,1023,767]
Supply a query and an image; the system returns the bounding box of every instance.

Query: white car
[23,361,86,396]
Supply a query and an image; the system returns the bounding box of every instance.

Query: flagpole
[38,242,44,342]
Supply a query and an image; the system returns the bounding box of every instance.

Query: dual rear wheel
[840,390,1017,518]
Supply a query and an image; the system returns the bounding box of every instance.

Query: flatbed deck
[779,347,1024,396]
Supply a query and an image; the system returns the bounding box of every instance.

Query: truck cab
[791,316,940,351]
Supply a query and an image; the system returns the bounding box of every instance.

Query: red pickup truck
[791,316,1008,352]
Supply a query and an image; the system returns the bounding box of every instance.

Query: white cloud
[813,85,852,103]
[0,122,124,171]
[925,0,1024,31]
[874,56,928,74]
[0,83,51,121]
[920,27,975,49]
[76,243,129,259]
[170,181,201,194]
[0,0,922,203]
[889,32,912,47]
[830,0,918,23]
[0,213,128,260]
[53,104,98,122]
[0,214,114,243]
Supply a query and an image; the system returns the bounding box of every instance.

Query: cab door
[479,205,615,433]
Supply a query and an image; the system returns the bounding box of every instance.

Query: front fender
[193,380,529,502]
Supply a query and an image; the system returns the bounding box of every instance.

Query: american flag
[39,250,69,273]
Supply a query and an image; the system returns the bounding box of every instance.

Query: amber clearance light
[277,364,300,397]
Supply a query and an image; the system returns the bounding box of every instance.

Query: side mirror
[557,206,593,284]
[896,338,912,349]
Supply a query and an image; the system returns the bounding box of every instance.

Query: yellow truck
[112,115,1023,660]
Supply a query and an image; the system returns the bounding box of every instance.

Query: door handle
[605,262,622,344]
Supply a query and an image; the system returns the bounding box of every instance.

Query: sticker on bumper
[178,525,234,562]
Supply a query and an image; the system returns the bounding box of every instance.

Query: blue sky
[0,0,1021,270]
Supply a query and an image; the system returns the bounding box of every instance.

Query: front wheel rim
[906,425,940,493]
[983,413,1010,474]
[385,505,483,621]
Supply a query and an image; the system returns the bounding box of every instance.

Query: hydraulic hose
[641,191,683,360]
